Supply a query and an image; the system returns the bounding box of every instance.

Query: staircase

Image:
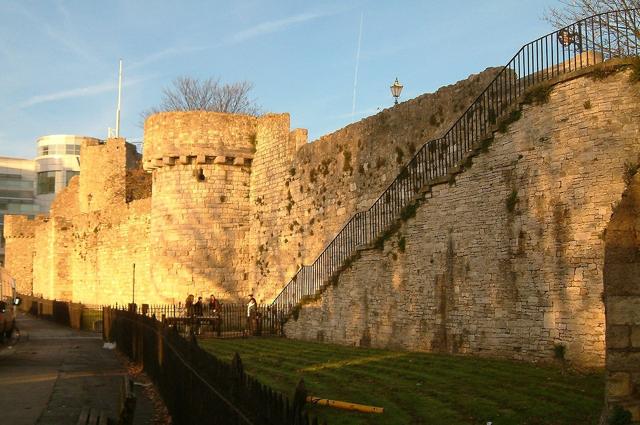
[271,9,640,317]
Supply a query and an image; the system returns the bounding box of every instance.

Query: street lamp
[390,78,403,105]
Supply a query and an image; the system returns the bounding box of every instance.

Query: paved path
[0,312,154,424]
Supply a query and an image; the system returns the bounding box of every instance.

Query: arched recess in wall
[603,173,640,421]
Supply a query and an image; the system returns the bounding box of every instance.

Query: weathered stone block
[607,352,640,372]
[631,326,640,348]
[607,297,640,325]
[607,372,632,398]
[605,262,640,295]
[607,325,630,349]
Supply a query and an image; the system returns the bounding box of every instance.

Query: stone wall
[79,138,138,213]
[248,68,501,302]
[3,215,38,295]
[4,139,153,305]
[3,62,638,370]
[3,68,502,305]
[604,174,640,421]
[285,69,640,367]
[143,112,294,302]
[69,198,151,305]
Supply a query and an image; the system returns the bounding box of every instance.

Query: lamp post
[390,78,403,105]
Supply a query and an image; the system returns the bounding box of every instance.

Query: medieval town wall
[2,63,638,370]
[4,139,153,305]
[604,173,640,420]
[248,68,501,302]
[3,68,505,305]
[3,215,39,295]
[285,69,640,367]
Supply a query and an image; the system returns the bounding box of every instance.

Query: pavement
[0,312,155,425]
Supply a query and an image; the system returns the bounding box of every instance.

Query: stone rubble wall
[2,64,638,370]
[285,69,640,367]
[3,215,39,295]
[4,139,153,305]
[79,138,138,214]
[69,199,151,305]
[604,174,640,421]
[3,68,502,305]
[249,68,501,302]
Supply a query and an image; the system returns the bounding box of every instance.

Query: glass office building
[0,157,40,265]
[35,135,94,212]
[0,135,100,265]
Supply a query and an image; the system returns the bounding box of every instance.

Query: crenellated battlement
[142,111,264,170]
[144,153,252,170]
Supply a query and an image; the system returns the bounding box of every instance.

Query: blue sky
[0,0,561,159]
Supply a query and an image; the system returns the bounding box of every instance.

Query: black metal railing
[135,303,284,338]
[272,9,640,316]
[103,307,324,425]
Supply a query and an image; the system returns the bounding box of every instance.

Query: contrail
[351,12,363,117]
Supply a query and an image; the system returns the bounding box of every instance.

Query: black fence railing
[272,9,640,316]
[103,307,325,425]
[134,303,284,338]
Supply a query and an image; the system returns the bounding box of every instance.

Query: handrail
[271,9,640,316]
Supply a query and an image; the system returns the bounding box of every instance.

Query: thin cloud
[128,46,207,70]
[19,77,148,109]
[130,10,336,69]
[9,2,94,63]
[228,12,323,44]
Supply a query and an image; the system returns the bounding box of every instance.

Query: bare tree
[141,77,261,123]
[545,1,639,55]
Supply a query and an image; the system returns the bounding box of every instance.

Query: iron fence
[103,307,325,425]
[272,9,640,316]
[133,303,284,338]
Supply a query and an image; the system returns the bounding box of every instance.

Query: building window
[65,144,81,155]
[37,171,56,194]
[38,144,80,156]
[65,170,79,185]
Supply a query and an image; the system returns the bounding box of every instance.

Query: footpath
[0,312,157,425]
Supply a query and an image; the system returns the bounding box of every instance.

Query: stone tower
[143,111,262,302]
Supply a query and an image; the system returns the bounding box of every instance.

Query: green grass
[200,337,604,425]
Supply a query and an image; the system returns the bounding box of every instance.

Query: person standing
[247,295,257,335]
[208,294,221,336]
[194,296,204,335]
[184,294,195,335]
[185,294,195,318]
[194,296,203,317]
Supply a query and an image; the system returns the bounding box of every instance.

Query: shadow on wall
[284,69,640,368]
[603,171,640,422]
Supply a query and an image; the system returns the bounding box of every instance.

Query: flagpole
[115,59,122,138]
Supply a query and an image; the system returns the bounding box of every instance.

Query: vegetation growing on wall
[589,63,620,80]
[623,160,640,186]
[522,83,553,105]
[480,136,494,153]
[497,109,522,133]
[630,56,640,84]
[342,150,352,173]
[125,168,152,202]
[506,189,519,212]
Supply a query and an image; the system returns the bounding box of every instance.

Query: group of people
[184,294,221,318]
[181,293,264,336]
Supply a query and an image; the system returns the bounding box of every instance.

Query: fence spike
[231,352,245,378]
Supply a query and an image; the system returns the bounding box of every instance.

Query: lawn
[199,337,604,425]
